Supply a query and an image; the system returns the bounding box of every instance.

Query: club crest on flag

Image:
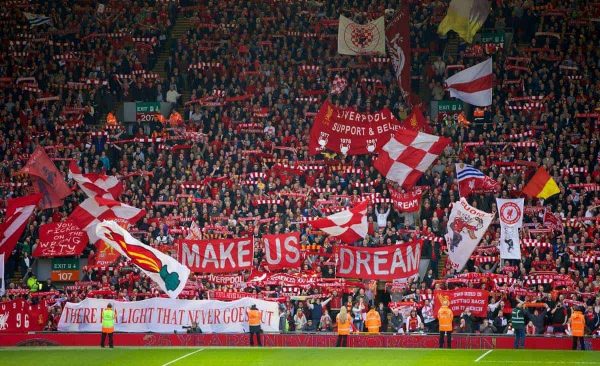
[499,201,521,225]
[345,20,381,53]
[103,227,181,291]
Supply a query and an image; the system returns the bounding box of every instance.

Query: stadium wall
[0,333,598,350]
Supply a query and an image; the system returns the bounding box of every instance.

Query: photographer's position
[183,321,202,334]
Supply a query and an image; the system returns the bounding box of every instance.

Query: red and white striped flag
[374,131,450,189]
[0,194,42,261]
[68,161,123,199]
[445,58,492,106]
[330,75,348,95]
[185,221,202,240]
[68,196,145,244]
[308,200,369,244]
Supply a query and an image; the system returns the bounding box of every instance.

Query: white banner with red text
[335,241,422,280]
[57,297,279,333]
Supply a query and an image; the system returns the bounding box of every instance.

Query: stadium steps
[153,16,193,79]
[438,253,447,276]
[445,33,459,59]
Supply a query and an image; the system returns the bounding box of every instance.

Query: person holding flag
[101,303,116,348]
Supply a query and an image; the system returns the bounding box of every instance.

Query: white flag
[95,221,190,299]
[445,198,494,271]
[338,15,385,55]
[0,254,4,297]
[496,198,524,260]
[444,58,492,106]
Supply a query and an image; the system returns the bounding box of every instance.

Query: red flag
[20,147,71,209]
[386,5,411,94]
[543,209,564,233]
[401,106,432,133]
[0,194,42,261]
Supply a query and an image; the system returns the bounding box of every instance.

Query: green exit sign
[52,258,79,271]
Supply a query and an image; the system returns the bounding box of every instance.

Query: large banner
[262,232,301,270]
[386,5,411,93]
[178,237,254,273]
[497,198,524,260]
[389,187,423,213]
[335,241,421,280]
[445,198,494,271]
[57,297,279,333]
[338,15,385,55]
[33,221,88,258]
[309,100,403,155]
[433,288,489,318]
[0,299,48,333]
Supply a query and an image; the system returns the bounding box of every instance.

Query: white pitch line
[480,362,599,365]
[161,348,204,366]
[475,349,493,363]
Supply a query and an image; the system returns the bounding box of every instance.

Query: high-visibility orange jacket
[570,311,585,337]
[438,306,454,332]
[365,309,381,333]
[337,316,352,335]
[247,309,261,326]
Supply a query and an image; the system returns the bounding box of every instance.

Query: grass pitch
[0,347,598,366]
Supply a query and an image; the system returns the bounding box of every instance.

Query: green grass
[0,347,598,366]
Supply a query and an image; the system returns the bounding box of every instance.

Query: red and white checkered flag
[308,200,369,243]
[374,131,450,189]
[68,196,145,244]
[68,161,123,199]
[330,75,348,95]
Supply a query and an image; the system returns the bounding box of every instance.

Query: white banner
[338,15,386,55]
[445,198,494,271]
[496,198,524,260]
[0,253,4,297]
[58,297,279,333]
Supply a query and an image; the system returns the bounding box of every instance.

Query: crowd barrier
[0,333,598,350]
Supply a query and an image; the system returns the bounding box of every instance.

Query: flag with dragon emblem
[96,221,190,299]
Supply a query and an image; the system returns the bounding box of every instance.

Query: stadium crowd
[1,0,599,337]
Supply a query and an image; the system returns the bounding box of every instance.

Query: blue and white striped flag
[24,12,52,27]
[455,163,499,197]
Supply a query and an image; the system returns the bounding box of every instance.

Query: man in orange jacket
[438,299,454,349]
[365,307,381,333]
[247,304,262,346]
[569,307,586,350]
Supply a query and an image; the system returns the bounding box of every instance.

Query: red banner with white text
[433,288,489,318]
[389,187,423,213]
[309,100,404,156]
[33,221,88,258]
[177,238,254,273]
[0,299,48,333]
[262,232,301,270]
[335,241,422,280]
